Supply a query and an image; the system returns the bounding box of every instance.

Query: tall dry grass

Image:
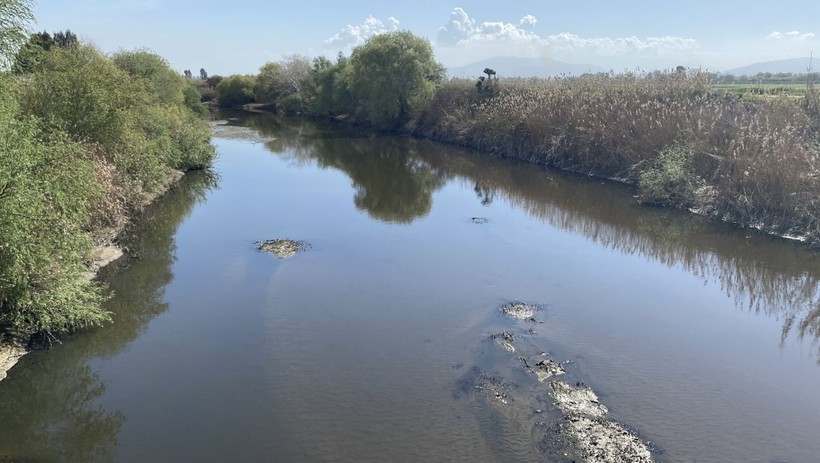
[410,71,820,245]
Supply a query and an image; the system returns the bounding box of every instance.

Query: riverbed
[1,112,818,462]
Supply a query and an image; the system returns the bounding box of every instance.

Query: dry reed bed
[411,73,820,245]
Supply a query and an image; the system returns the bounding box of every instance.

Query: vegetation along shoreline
[1,10,216,380]
[205,31,819,248]
[2,12,817,381]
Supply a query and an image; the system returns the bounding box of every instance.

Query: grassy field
[713,82,808,100]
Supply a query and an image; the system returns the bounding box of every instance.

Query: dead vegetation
[411,71,820,246]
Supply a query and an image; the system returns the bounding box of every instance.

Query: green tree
[216,74,255,106]
[52,29,77,48]
[347,31,445,129]
[313,53,353,116]
[0,0,33,70]
[206,74,222,89]
[10,30,52,74]
[111,49,186,106]
[12,29,81,74]
[253,61,286,104]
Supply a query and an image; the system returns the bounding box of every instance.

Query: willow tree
[348,31,445,129]
[0,0,33,70]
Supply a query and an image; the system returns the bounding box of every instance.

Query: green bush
[183,84,208,116]
[639,143,703,207]
[0,75,108,335]
[111,49,185,106]
[277,92,305,115]
[21,45,138,149]
[216,75,255,107]
[1,42,216,338]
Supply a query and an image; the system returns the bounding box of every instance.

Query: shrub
[183,84,208,116]
[1,41,215,340]
[639,144,703,207]
[111,49,185,106]
[277,92,305,115]
[21,45,138,149]
[0,75,108,335]
[216,75,255,107]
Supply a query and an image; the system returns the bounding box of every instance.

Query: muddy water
[1,112,819,462]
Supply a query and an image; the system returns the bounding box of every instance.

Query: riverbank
[0,169,188,382]
[408,76,820,248]
[1,42,216,366]
[210,36,819,248]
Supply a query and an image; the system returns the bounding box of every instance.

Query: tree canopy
[0,0,33,70]
[348,31,445,129]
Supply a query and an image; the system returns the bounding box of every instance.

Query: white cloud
[438,9,541,48]
[544,33,698,56]
[324,15,400,50]
[437,7,478,45]
[767,30,815,40]
[436,8,698,66]
[520,15,537,27]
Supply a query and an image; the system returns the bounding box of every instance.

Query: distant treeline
[205,31,819,247]
[1,2,215,341]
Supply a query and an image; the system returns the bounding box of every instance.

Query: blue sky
[32,1,818,75]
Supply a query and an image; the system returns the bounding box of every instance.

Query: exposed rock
[550,380,608,418]
[257,239,310,259]
[471,217,489,224]
[491,331,516,352]
[0,344,26,382]
[82,245,124,281]
[535,358,565,382]
[560,414,653,463]
[549,381,653,462]
[500,301,538,320]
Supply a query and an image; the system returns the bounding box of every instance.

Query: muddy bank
[0,170,187,383]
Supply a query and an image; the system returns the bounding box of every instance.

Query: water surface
[1,112,819,462]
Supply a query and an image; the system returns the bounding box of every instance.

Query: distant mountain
[447,56,606,78]
[724,57,816,76]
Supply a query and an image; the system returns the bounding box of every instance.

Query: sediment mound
[499,302,538,320]
[257,239,310,259]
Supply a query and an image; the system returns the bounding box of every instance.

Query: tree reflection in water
[236,110,820,362]
[0,172,217,462]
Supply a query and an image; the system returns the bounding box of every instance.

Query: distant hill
[447,56,606,78]
[724,57,815,76]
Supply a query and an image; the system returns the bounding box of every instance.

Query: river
[1,111,819,462]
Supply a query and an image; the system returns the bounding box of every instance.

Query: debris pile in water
[499,301,538,320]
[491,331,516,352]
[257,239,310,259]
[535,358,566,382]
[483,300,655,462]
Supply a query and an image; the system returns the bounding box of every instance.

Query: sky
[31,1,819,75]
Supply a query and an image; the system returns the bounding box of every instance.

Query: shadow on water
[0,171,217,463]
[222,110,820,362]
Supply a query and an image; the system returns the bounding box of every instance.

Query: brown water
[1,112,819,463]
